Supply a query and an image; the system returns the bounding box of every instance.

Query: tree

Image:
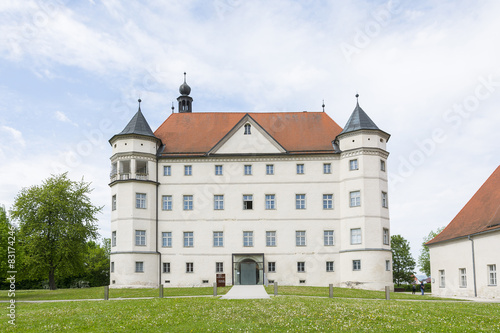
[82,239,110,287]
[11,173,102,290]
[418,227,445,277]
[391,234,416,286]
[0,206,11,285]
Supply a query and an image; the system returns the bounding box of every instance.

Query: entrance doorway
[240,260,258,285]
[232,253,264,285]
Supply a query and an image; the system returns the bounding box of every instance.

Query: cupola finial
[138,98,142,111]
[322,99,325,112]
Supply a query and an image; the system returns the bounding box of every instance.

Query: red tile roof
[154,112,343,156]
[427,166,500,245]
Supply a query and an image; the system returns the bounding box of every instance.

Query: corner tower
[109,100,161,288]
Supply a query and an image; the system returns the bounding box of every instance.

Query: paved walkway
[220,285,270,300]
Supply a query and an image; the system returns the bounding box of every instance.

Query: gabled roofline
[426,227,500,247]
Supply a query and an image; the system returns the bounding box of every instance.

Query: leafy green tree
[418,227,445,277]
[82,239,110,287]
[391,234,416,286]
[11,173,102,290]
[0,206,12,285]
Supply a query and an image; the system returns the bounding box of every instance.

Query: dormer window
[244,124,251,135]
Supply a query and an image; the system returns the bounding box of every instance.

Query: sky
[0,0,499,274]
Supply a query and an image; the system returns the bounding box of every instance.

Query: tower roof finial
[171,102,174,114]
[138,98,142,111]
[322,99,325,112]
[179,72,191,96]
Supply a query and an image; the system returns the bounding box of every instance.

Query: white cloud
[54,110,78,127]
[1,125,25,147]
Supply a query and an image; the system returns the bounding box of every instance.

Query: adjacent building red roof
[427,166,500,245]
[154,112,343,156]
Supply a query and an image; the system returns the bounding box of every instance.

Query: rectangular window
[186,262,193,273]
[382,192,388,208]
[350,191,361,207]
[163,262,170,273]
[112,195,116,211]
[326,261,334,272]
[184,165,192,176]
[162,195,172,211]
[353,260,361,271]
[216,262,224,273]
[112,231,116,247]
[296,231,306,246]
[164,165,171,176]
[265,194,276,210]
[323,163,331,174]
[214,195,224,210]
[111,261,114,273]
[244,165,252,175]
[136,193,146,209]
[184,232,193,247]
[296,194,306,209]
[324,230,334,246]
[296,164,304,174]
[268,262,276,273]
[162,232,172,247]
[488,264,497,286]
[459,268,467,288]
[213,231,223,247]
[135,230,146,246]
[215,165,223,175]
[243,195,253,210]
[439,270,445,288]
[349,159,358,170]
[266,164,274,175]
[266,231,276,247]
[323,194,333,209]
[243,231,253,247]
[380,160,386,172]
[135,261,144,273]
[297,262,305,272]
[383,228,390,245]
[351,228,361,245]
[386,260,391,271]
[183,195,193,210]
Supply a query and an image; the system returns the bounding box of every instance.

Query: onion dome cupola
[177,72,193,113]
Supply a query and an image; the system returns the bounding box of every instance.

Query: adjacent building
[427,166,500,298]
[109,76,393,290]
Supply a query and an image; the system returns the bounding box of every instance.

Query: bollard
[213,282,217,296]
[329,284,333,298]
[274,281,278,296]
[159,284,164,298]
[385,286,390,300]
[104,285,109,301]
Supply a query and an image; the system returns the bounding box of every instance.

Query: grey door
[240,262,257,285]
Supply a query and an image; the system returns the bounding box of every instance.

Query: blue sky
[1,0,499,272]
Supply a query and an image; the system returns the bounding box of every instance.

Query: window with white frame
[216,262,224,273]
[324,230,334,246]
[296,194,306,209]
[135,230,146,246]
[296,164,304,174]
[244,165,252,175]
[297,262,305,272]
[111,261,114,273]
[215,165,223,175]
[265,194,276,210]
[383,228,390,245]
[162,195,172,211]
[386,260,391,271]
[350,191,361,207]
[380,160,386,172]
[162,232,172,247]
[439,269,445,288]
[323,194,333,209]
[112,231,116,247]
[296,231,306,246]
[326,261,334,272]
[266,164,274,175]
[349,159,358,170]
[268,262,276,272]
[243,195,253,210]
[163,262,170,273]
[183,195,193,210]
[214,195,224,210]
[186,262,194,273]
[488,264,497,286]
[135,261,144,273]
[213,231,223,247]
[244,123,251,135]
[266,231,276,247]
[353,260,361,271]
[243,231,253,247]
[163,165,171,176]
[323,163,331,174]
[184,232,193,247]
[112,195,116,211]
[136,193,146,209]
[382,192,388,208]
[351,228,361,245]
[459,268,467,288]
[184,165,192,176]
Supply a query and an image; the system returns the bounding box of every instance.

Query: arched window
[244,124,251,135]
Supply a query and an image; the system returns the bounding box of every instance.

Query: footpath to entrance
[220,285,270,300]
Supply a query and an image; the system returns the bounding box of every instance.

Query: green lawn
[3,296,499,332]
